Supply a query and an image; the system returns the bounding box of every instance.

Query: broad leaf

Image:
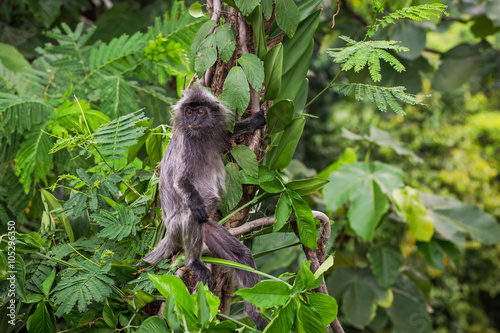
[264,43,283,100]
[136,316,168,333]
[266,99,294,134]
[215,23,236,63]
[324,162,404,241]
[286,178,329,196]
[265,118,305,170]
[288,190,317,249]
[369,244,403,289]
[239,53,264,93]
[221,162,243,215]
[291,262,316,293]
[274,191,292,231]
[231,145,258,178]
[263,299,296,333]
[235,281,292,308]
[220,66,250,116]
[294,298,325,333]
[235,0,260,16]
[307,293,338,326]
[26,302,56,333]
[275,0,299,38]
[421,193,500,245]
[392,187,434,241]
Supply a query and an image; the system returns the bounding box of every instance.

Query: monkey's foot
[187,259,212,285]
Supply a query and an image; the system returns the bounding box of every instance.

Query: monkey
[142,86,268,330]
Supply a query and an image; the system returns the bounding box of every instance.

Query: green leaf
[103,298,118,328]
[248,5,267,60]
[136,316,169,333]
[386,275,432,333]
[13,254,27,301]
[40,268,56,297]
[286,178,329,196]
[231,145,259,178]
[41,189,74,242]
[239,53,264,93]
[0,43,30,71]
[221,162,243,215]
[278,40,314,101]
[220,66,250,116]
[235,0,260,16]
[195,36,217,76]
[418,238,461,271]
[98,75,139,118]
[291,262,316,293]
[313,254,335,279]
[197,283,210,327]
[265,118,305,170]
[293,298,324,333]
[287,190,317,249]
[189,3,204,18]
[11,232,47,254]
[163,293,180,329]
[275,0,299,38]
[263,299,296,333]
[133,290,156,310]
[240,165,275,185]
[26,301,56,333]
[15,125,53,194]
[215,23,236,63]
[274,191,292,231]
[306,293,338,326]
[148,274,197,324]
[420,193,500,246]
[266,99,294,134]
[235,281,292,308]
[323,162,404,241]
[392,187,434,241]
[191,20,217,54]
[264,44,283,100]
[369,244,403,289]
[91,204,141,241]
[342,277,377,329]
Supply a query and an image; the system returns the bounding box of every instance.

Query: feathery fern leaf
[52,260,114,316]
[367,4,448,37]
[98,75,139,118]
[91,204,141,241]
[0,94,52,140]
[336,83,420,115]
[14,124,54,194]
[93,111,148,157]
[326,37,408,82]
[0,62,45,95]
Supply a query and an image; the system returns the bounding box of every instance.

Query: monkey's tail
[204,221,268,331]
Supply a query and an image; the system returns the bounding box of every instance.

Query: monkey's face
[185,105,209,129]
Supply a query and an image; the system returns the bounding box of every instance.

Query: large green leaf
[220,66,250,117]
[386,275,432,333]
[235,0,260,16]
[231,145,258,178]
[274,191,292,231]
[239,54,264,93]
[420,193,500,245]
[369,244,403,289]
[264,43,283,100]
[235,280,292,308]
[265,118,305,170]
[275,0,299,38]
[286,178,329,196]
[306,293,338,326]
[248,5,267,60]
[136,316,168,333]
[263,299,296,333]
[266,99,294,134]
[324,162,404,241]
[392,187,434,241]
[288,190,317,249]
[26,301,56,333]
[294,298,326,333]
[215,23,236,63]
[220,162,243,215]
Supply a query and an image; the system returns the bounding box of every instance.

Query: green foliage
[326,37,408,82]
[91,204,141,241]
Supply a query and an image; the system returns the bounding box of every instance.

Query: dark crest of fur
[142,87,267,330]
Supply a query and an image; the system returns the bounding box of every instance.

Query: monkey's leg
[204,221,268,331]
[184,219,212,285]
[142,234,177,265]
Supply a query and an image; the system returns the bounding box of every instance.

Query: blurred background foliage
[1,0,499,332]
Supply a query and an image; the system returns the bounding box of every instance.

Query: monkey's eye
[186,109,192,116]
[197,109,206,116]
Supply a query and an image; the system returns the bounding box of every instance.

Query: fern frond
[52,260,114,316]
[147,1,206,53]
[93,111,148,157]
[98,75,139,118]
[0,93,52,140]
[368,4,448,37]
[14,124,54,194]
[335,84,421,115]
[0,62,45,96]
[91,204,141,241]
[326,38,408,82]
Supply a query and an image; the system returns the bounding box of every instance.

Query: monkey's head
[172,87,230,137]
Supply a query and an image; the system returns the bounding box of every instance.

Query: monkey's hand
[188,195,209,223]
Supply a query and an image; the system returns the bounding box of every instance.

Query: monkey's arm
[176,175,209,222]
[232,109,266,137]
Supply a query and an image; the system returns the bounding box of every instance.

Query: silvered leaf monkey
[142,86,267,330]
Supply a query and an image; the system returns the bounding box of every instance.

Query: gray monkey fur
[142,87,267,330]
